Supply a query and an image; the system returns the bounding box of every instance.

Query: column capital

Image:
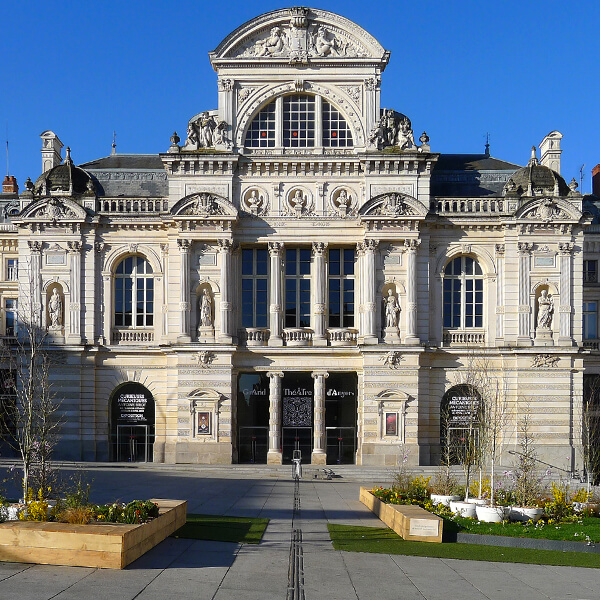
[518,242,533,255]
[217,238,234,252]
[311,371,329,379]
[94,242,105,254]
[266,371,284,379]
[28,240,43,253]
[268,241,284,256]
[404,239,420,252]
[495,243,505,256]
[177,238,191,252]
[67,241,82,253]
[363,239,379,252]
[312,241,328,257]
[558,242,574,255]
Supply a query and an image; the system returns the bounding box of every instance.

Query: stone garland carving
[531,354,559,369]
[237,14,368,61]
[183,113,230,150]
[368,109,416,151]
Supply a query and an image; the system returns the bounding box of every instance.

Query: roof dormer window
[245,94,353,149]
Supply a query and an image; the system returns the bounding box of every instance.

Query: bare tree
[0,266,62,503]
[581,375,600,495]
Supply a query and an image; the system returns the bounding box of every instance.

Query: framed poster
[385,412,398,436]
[197,412,211,435]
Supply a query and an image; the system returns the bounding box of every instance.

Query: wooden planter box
[0,499,187,569]
[360,487,443,543]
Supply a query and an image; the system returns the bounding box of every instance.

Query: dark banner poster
[112,384,154,426]
[444,388,481,427]
[282,373,313,427]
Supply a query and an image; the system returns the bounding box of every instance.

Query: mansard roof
[210,7,389,68]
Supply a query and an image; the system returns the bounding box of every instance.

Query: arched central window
[443,256,483,329]
[245,94,353,149]
[114,256,154,328]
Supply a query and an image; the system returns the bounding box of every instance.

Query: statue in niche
[199,112,215,147]
[536,289,554,329]
[291,190,306,209]
[200,289,213,328]
[255,27,286,57]
[337,189,350,208]
[384,289,400,328]
[246,189,264,215]
[48,288,62,329]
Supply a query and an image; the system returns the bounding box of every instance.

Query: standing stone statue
[536,289,553,329]
[384,289,400,328]
[48,288,62,329]
[200,289,212,327]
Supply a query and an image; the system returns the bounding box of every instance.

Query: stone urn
[430,494,460,506]
[476,505,509,523]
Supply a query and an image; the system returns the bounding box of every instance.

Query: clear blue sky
[2,0,599,192]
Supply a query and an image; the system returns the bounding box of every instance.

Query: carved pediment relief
[171,193,238,219]
[359,193,428,219]
[211,8,388,65]
[18,197,87,222]
[515,197,582,222]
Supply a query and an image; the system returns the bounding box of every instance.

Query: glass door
[326,427,356,464]
[282,427,312,464]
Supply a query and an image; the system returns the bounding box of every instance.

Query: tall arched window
[443,256,483,329]
[245,94,353,149]
[114,256,154,328]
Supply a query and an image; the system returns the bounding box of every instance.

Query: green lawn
[328,524,600,568]
[445,515,600,543]
[172,514,269,544]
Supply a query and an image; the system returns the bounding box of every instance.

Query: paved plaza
[0,464,598,599]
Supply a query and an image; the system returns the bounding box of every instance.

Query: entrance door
[116,424,150,462]
[238,426,268,464]
[326,427,356,464]
[282,427,312,464]
[325,373,357,464]
[236,373,270,464]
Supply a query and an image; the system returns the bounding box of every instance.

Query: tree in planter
[581,375,600,496]
[0,278,62,503]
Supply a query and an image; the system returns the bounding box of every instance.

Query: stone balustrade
[100,199,168,213]
[430,198,507,215]
[240,327,270,346]
[443,330,485,345]
[283,328,313,346]
[112,329,155,343]
[327,328,358,346]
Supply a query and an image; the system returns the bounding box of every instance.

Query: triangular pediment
[210,7,389,65]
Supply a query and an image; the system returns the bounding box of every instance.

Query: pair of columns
[266,371,328,465]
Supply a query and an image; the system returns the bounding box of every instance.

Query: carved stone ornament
[531,354,559,369]
[182,193,227,217]
[196,350,216,368]
[381,351,403,369]
[368,108,416,151]
[31,197,78,220]
[242,188,269,216]
[331,188,356,217]
[370,193,415,217]
[285,188,314,217]
[183,112,230,150]
[234,11,368,62]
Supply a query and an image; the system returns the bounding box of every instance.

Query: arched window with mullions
[245,94,353,149]
[114,256,154,328]
[443,256,483,329]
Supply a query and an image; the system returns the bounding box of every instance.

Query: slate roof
[79,154,168,198]
[431,153,522,197]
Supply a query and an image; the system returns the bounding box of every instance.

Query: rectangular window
[584,260,598,284]
[4,298,17,336]
[285,248,311,327]
[584,302,598,340]
[6,259,17,282]
[328,249,355,327]
[241,248,268,328]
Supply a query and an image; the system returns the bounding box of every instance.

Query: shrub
[57,506,96,525]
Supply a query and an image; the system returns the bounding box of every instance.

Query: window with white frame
[4,298,17,336]
[584,302,598,340]
[285,248,311,328]
[114,256,154,328]
[241,248,268,328]
[328,248,355,328]
[245,94,353,149]
[5,259,17,282]
[443,256,483,329]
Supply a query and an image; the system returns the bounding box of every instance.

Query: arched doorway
[110,383,155,462]
[440,384,483,466]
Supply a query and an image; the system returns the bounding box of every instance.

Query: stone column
[218,239,234,344]
[267,371,284,464]
[67,241,82,343]
[517,242,533,345]
[27,241,43,327]
[268,242,284,346]
[495,244,505,345]
[160,243,169,341]
[363,239,379,344]
[177,239,191,342]
[404,239,420,344]
[558,242,574,345]
[312,242,328,346]
[311,371,329,464]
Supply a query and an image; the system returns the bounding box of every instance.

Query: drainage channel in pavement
[286,476,305,600]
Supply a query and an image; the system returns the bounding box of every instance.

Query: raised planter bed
[359,487,443,543]
[0,498,187,569]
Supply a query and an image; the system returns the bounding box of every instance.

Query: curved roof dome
[34,147,95,196]
[504,146,569,197]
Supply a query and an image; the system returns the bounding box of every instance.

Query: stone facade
[1,7,599,471]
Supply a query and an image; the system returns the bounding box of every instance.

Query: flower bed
[0,498,187,569]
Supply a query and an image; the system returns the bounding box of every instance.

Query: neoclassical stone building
[2,7,600,469]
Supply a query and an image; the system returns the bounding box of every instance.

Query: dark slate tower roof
[34,147,96,196]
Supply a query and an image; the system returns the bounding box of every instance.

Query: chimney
[40,130,64,173]
[539,131,562,174]
[2,175,18,194]
[593,164,600,197]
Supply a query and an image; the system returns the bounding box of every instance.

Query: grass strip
[172,514,269,544]
[328,524,600,569]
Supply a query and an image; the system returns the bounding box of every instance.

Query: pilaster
[517,242,533,345]
[67,241,82,344]
[404,239,420,345]
[177,239,192,342]
[495,244,505,345]
[218,239,234,344]
[558,242,574,346]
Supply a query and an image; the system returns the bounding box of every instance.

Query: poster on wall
[385,412,398,436]
[115,390,153,424]
[197,412,211,435]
